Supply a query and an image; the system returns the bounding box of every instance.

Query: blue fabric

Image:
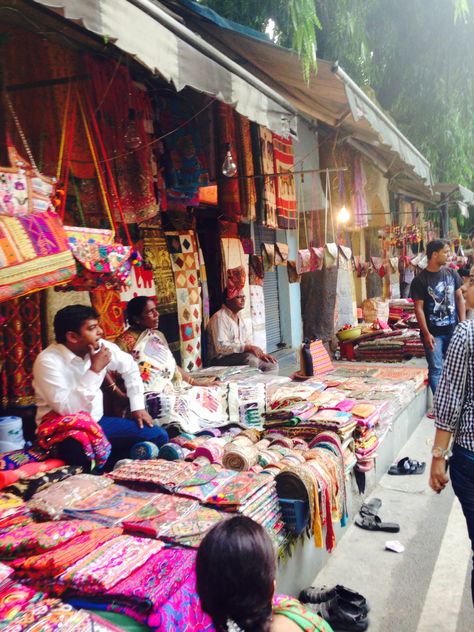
[99,416,168,451]
[423,334,452,394]
[450,444,474,605]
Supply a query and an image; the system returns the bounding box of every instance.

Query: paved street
[312,415,473,632]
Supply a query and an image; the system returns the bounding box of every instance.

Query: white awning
[30,0,297,135]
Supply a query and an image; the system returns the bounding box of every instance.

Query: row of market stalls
[0,0,468,629]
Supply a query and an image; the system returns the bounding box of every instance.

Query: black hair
[459,266,471,279]
[426,239,448,260]
[125,296,154,327]
[54,305,99,344]
[196,516,275,632]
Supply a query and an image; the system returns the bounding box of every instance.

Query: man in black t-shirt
[410,239,465,394]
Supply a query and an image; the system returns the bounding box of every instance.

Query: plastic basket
[279,498,310,536]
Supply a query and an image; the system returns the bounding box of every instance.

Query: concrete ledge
[276,386,429,596]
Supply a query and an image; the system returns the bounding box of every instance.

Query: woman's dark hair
[125,296,153,327]
[426,239,448,260]
[196,516,275,632]
[54,305,99,344]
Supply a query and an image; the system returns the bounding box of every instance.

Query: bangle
[189,378,195,386]
[107,382,117,391]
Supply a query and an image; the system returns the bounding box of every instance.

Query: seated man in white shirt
[207,290,278,374]
[33,305,168,469]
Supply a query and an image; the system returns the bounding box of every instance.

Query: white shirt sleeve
[33,354,103,417]
[106,341,145,412]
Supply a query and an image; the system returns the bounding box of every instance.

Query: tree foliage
[198,0,474,189]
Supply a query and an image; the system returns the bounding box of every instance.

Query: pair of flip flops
[355,497,400,533]
[388,457,426,476]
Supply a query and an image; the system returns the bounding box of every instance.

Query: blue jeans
[422,334,452,394]
[450,444,474,605]
[99,416,168,453]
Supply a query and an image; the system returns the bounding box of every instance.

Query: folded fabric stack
[227,379,266,426]
[355,332,409,362]
[109,459,197,491]
[403,331,425,357]
[27,474,114,520]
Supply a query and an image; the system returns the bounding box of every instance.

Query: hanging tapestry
[0,294,42,407]
[198,245,210,328]
[249,255,264,287]
[216,102,241,221]
[259,127,278,228]
[86,56,158,224]
[165,231,203,372]
[220,237,251,336]
[90,288,125,341]
[44,287,91,345]
[335,246,357,330]
[250,285,267,351]
[0,211,75,303]
[142,228,177,314]
[235,114,257,222]
[158,94,209,209]
[273,133,296,230]
[388,257,401,300]
[352,156,369,228]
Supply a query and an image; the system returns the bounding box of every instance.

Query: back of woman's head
[125,296,150,326]
[196,516,275,632]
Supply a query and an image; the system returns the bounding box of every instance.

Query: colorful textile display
[159,94,208,208]
[0,210,75,302]
[64,485,158,526]
[37,411,111,469]
[0,446,48,472]
[165,230,203,371]
[63,226,132,291]
[0,293,42,406]
[109,459,197,491]
[90,288,125,340]
[249,284,267,352]
[301,339,333,376]
[273,134,296,229]
[258,126,278,228]
[57,535,164,592]
[142,227,178,315]
[123,493,199,538]
[0,461,75,500]
[28,474,114,520]
[11,527,122,579]
[0,519,99,559]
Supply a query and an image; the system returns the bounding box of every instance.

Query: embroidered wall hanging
[165,231,203,372]
[142,227,177,315]
[273,134,296,230]
[250,285,267,351]
[90,288,125,341]
[259,126,278,228]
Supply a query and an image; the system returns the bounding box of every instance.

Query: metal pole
[440,192,448,238]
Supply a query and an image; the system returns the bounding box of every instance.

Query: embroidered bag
[310,246,324,271]
[296,249,312,274]
[274,242,289,266]
[261,243,275,272]
[287,261,301,284]
[61,226,132,291]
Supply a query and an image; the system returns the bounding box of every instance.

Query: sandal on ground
[388,457,426,476]
[355,514,400,533]
[299,584,369,613]
[307,597,369,632]
[359,497,382,517]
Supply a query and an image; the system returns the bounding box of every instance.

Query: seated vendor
[207,290,279,374]
[115,296,223,434]
[32,305,168,469]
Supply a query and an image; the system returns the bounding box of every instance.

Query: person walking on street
[410,239,465,394]
[430,270,474,605]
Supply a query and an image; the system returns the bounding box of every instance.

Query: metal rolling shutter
[259,227,283,353]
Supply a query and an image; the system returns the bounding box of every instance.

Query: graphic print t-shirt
[410,268,462,335]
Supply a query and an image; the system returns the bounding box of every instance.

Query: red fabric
[216,102,241,222]
[273,134,296,230]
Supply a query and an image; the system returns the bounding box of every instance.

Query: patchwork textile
[11,527,122,579]
[0,581,42,623]
[0,211,75,303]
[142,227,177,314]
[109,459,197,491]
[28,473,114,520]
[0,519,99,559]
[2,464,81,502]
[58,535,164,592]
[37,411,111,469]
[165,230,203,372]
[0,293,42,407]
[162,505,227,547]
[5,599,93,631]
[0,444,47,472]
[273,134,296,229]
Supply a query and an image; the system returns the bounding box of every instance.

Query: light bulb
[123,109,143,151]
[222,143,237,177]
[337,206,350,224]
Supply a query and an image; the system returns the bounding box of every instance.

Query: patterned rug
[91,289,125,341]
[165,231,203,372]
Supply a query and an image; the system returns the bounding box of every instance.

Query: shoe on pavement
[306,596,369,631]
[299,584,369,614]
